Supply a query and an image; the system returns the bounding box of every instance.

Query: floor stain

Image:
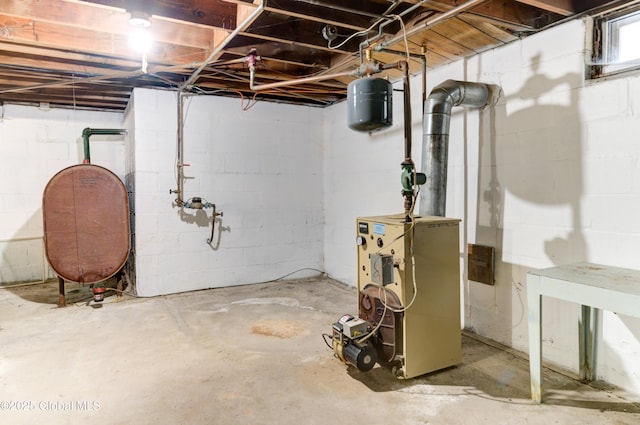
[251,319,305,338]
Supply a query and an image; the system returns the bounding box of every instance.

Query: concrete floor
[1,277,639,425]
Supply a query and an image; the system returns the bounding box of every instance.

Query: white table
[527,262,640,403]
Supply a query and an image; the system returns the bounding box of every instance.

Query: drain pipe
[82,128,127,164]
[419,80,490,217]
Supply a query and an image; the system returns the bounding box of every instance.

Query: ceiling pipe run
[172,1,266,208]
[249,66,356,92]
[377,0,489,49]
[180,2,265,91]
[419,80,490,217]
[247,50,387,92]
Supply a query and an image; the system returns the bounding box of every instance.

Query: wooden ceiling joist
[0,0,627,110]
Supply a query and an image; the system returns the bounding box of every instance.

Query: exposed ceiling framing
[0,0,632,111]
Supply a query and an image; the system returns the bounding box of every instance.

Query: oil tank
[347,77,393,132]
[43,164,130,284]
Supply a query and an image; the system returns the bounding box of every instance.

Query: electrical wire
[384,14,411,61]
[103,287,153,298]
[371,178,421,314]
[329,16,386,50]
[62,267,330,307]
[371,38,423,312]
[232,90,260,111]
[355,284,389,343]
[262,267,327,283]
[322,333,333,349]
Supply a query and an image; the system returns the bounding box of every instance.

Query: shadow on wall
[472,53,587,346]
[177,208,230,250]
[0,209,54,286]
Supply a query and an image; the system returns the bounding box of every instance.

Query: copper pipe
[249,68,356,92]
[180,2,265,90]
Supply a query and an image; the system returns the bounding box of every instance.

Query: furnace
[331,214,462,379]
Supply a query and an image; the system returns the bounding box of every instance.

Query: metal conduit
[379,0,488,49]
[419,80,490,217]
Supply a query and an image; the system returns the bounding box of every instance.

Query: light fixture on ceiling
[128,10,152,73]
[130,29,152,53]
[128,11,151,28]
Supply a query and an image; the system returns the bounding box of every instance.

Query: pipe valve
[184,196,217,210]
[207,204,223,245]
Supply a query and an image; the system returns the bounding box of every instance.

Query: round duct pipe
[420,80,490,217]
[347,77,393,132]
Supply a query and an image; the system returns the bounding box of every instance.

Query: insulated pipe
[82,128,126,164]
[419,80,490,217]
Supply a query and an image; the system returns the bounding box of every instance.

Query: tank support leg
[58,276,66,307]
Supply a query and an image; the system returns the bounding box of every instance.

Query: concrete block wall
[323,18,640,394]
[0,104,124,284]
[129,89,324,296]
[323,77,424,284]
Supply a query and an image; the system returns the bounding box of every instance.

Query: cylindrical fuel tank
[347,77,393,132]
[43,164,130,284]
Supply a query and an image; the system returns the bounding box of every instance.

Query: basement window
[589,5,640,79]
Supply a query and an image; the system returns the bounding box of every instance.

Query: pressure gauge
[356,235,367,247]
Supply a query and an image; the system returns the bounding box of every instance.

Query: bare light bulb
[130,28,152,53]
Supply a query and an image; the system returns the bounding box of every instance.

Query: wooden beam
[263,6,367,32]
[74,0,237,28]
[425,0,564,30]
[0,40,140,69]
[0,14,209,65]
[513,0,575,16]
[430,18,503,54]
[3,0,221,50]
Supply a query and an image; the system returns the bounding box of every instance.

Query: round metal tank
[43,164,130,284]
[347,77,393,132]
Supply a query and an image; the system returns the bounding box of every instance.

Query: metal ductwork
[419,80,490,217]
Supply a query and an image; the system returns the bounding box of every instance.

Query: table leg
[579,305,598,381]
[527,274,543,403]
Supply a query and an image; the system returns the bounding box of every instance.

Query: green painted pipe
[82,128,126,164]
